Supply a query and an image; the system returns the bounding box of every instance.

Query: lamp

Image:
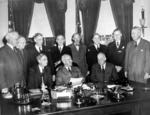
[139,8,146,37]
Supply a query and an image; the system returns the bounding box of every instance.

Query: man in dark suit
[28,54,52,90]
[86,33,107,75]
[26,33,45,69]
[0,31,24,98]
[56,54,83,86]
[26,33,54,83]
[90,52,118,87]
[16,36,28,83]
[51,35,72,69]
[68,33,88,77]
[107,29,126,82]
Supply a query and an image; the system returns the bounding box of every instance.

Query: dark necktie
[59,46,62,52]
[134,42,137,47]
[116,42,120,48]
[13,47,18,53]
[68,67,71,73]
[101,65,105,85]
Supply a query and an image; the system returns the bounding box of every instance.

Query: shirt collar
[65,66,71,71]
[7,43,14,50]
[100,62,106,70]
[35,45,42,52]
[136,38,141,46]
[94,44,100,48]
[38,65,44,73]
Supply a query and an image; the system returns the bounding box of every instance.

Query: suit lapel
[36,66,42,85]
[104,63,109,81]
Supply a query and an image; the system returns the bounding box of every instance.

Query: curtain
[110,0,134,45]
[77,0,101,46]
[44,0,67,36]
[9,0,34,38]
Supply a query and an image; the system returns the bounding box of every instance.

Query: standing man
[125,26,150,83]
[68,33,88,77]
[107,29,126,82]
[51,35,72,68]
[26,33,45,69]
[16,36,28,81]
[0,31,24,98]
[86,33,107,74]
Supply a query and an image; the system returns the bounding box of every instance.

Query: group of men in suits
[1,26,150,98]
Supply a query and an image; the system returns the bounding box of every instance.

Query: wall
[0,0,8,47]
[0,0,150,45]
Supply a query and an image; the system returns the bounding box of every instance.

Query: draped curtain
[44,0,67,36]
[9,0,34,38]
[77,0,101,46]
[110,0,134,45]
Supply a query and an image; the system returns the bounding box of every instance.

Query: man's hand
[124,71,128,78]
[54,60,61,66]
[115,66,122,72]
[144,73,150,80]
[52,75,55,82]
[1,88,8,93]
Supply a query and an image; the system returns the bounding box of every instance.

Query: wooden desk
[1,83,150,115]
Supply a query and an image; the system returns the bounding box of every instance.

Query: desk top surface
[1,82,150,115]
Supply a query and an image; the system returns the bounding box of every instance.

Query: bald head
[97,52,106,66]
[5,31,19,46]
[16,36,26,50]
[131,26,142,42]
[61,54,72,67]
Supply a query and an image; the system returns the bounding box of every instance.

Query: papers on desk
[51,89,73,99]
[107,84,117,89]
[29,89,41,94]
[70,77,83,86]
[121,85,134,91]
[29,89,42,98]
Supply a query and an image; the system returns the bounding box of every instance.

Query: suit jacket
[56,66,83,86]
[90,62,118,84]
[16,49,28,80]
[107,39,126,66]
[51,45,72,64]
[125,39,150,83]
[68,43,88,76]
[0,45,24,89]
[26,44,54,75]
[86,44,107,72]
[28,66,52,89]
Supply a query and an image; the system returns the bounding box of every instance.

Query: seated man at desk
[90,52,118,86]
[28,53,53,91]
[56,54,84,86]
